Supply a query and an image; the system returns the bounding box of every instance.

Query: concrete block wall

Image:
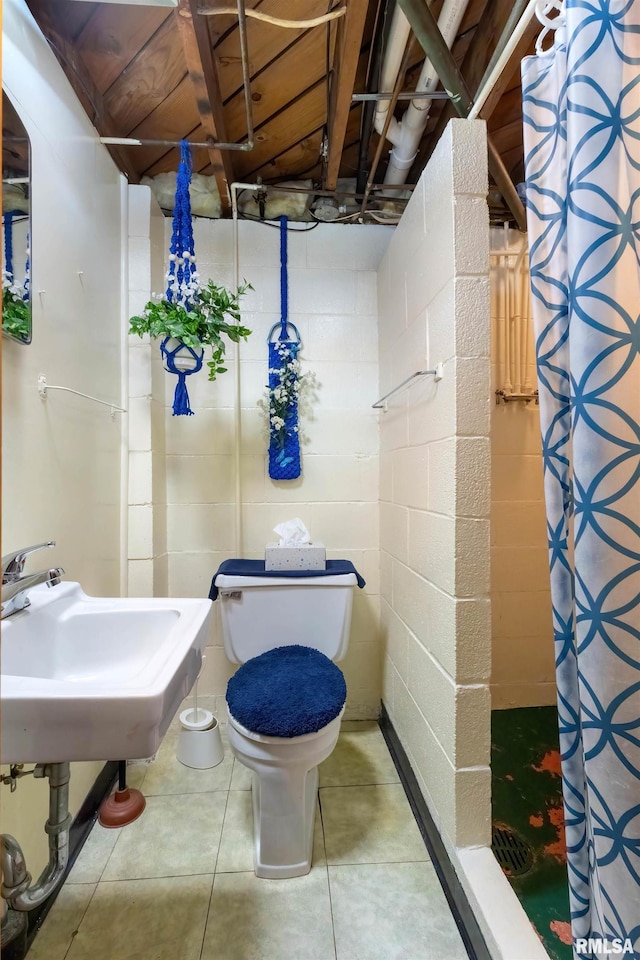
[127,185,169,598]
[377,119,492,849]
[161,218,391,720]
[489,228,554,708]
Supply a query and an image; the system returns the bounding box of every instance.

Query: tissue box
[265,542,326,571]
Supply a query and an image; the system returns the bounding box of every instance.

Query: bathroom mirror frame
[2,88,32,345]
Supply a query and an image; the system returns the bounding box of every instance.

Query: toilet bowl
[227,707,344,878]
[211,560,362,879]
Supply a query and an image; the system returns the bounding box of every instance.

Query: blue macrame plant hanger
[4,209,30,301]
[268,216,302,480]
[3,210,15,282]
[162,141,203,416]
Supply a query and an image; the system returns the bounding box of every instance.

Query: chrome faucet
[1,542,64,620]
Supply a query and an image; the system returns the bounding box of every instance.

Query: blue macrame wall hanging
[3,210,30,343]
[267,216,302,480]
[3,210,29,296]
[3,210,15,282]
[161,141,203,416]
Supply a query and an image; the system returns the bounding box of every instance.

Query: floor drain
[492,827,534,877]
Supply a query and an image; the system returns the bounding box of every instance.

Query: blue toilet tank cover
[209,558,365,601]
[226,645,347,738]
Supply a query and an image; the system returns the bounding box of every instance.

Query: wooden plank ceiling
[24,0,533,222]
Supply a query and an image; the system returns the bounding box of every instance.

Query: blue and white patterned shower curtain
[522,2,640,955]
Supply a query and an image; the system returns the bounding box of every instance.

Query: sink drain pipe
[1,762,72,917]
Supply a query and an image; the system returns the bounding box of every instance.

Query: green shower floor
[491,706,572,960]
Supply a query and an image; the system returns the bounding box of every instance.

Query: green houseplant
[2,275,30,341]
[129,277,252,383]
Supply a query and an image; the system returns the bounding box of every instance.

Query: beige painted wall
[378,119,492,849]
[2,0,124,876]
[489,228,555,708]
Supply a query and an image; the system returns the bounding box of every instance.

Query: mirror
[2,90,31,344]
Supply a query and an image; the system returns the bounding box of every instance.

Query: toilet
[213,563,360,879]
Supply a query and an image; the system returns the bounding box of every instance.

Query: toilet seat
[227,709,343,744]
[226,644,346,738]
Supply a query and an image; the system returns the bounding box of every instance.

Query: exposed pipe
[1,763,72,912]
[101,137,224,148]
[361,33,414,217]
[119,176,129,598]
[372,4,411,146]
[356,0,391,195]
[487,140,527,233]
[229,181,263,556]
[197,6,347,28]
[497,223,513,395]
[496,254,507,395]
[396,0,527,231]
[385,0,470,185]
[522,254,534,393]
[512,251,522,393]
[492,227,535,399]
[472,0,530,107]
[411,0,529,179]
[468,0,539,120]
[232,0,254,152]
[353,91,450,101]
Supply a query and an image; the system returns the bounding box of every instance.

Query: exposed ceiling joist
[74,7,172,97]
[175,0,235,212]
[27,0,139,182]
[397,0,526,231]
[325,0,369,191]
[23,0,533,224]
[415,0,518,177]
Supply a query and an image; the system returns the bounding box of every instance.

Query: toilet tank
[214,573,357,664]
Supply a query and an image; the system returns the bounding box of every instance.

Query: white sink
[1,582,212,764]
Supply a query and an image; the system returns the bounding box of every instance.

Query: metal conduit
[356,0,393,195]
[395,0,527,231]
[472,0,530,105]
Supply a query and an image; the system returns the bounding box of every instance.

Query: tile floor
[29,706,469,960]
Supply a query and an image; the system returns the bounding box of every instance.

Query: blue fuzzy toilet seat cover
[226,645,347,738]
